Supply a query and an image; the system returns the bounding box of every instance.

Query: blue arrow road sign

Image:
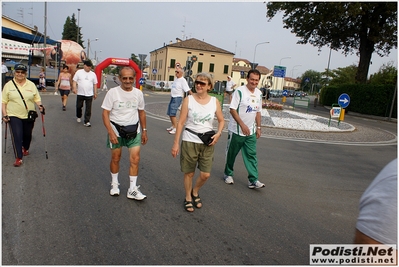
[282,89,288,96]
[139,78,145,85]
[338,93,350,108]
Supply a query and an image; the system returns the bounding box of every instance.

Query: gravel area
[145,102,397,144]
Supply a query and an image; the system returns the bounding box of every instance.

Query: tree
[266,2,397,84]
[300,70,323,93]
[369,62,397,85]
[326,65,358,85]
[61,13,84,48]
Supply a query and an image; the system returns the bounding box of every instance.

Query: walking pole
[3,122,7,154]
[41,113,48,159]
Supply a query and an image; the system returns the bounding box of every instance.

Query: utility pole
[43,2,47,68]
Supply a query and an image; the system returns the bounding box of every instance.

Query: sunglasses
[194,80,208,86]
[121,77,134,81]
[175,71,181,74]
[15,71,26,74]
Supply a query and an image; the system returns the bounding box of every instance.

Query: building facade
[149,38,234,86]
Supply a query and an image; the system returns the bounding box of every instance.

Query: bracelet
[257,127,261,129]
[142,128,147,131]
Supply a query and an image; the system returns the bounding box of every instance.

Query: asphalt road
[2,84,397,265]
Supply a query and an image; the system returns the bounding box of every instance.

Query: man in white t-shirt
[225,76,236,104]
[166,68,191,134]
[354,158,397,245]
[101,66,148,201]
[223,69,265,189]
[72,60,98,127]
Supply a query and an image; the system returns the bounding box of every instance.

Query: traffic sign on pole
[338,93,350,108]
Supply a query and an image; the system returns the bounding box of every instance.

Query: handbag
[111,121,139,139]
[185,128,216,146]
[12,80,38,122]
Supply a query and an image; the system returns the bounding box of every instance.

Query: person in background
[72,60,98,127]
[354,158,397,245]
[2,60,9,89]
[166,68,191,135]
[223,69,265,189]
[55,65,72,111]
[225,76,236,104]
[2,63,45,167]
[171,72,224,212]
[39,67,46,91]
[101,66,148,201]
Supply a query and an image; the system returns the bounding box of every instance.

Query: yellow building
[149,38,234,83]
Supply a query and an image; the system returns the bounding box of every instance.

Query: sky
[2,1,397,78]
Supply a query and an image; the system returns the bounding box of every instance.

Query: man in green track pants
[223,69,265,189]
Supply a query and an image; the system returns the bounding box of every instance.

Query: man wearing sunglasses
[101,66,148,200]
[166,68,191,134]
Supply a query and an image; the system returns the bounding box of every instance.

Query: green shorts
[107,133,141,149]
[180,141,214,173]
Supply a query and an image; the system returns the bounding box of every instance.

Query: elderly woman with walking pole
[2,63,45,167]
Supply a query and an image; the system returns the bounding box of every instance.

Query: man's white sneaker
[224,175,234,184]
[248,180,265,189]
[84,122,91,127]
[169,128,176,134]
[77,118,81,123]
[166,126,174,131]
[110,182,120,196]
[127,185,147,200]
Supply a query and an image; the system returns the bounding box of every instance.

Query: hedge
[319,84,397,118]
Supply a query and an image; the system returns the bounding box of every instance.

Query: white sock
[111,172,119,185]
[129,176,138,190]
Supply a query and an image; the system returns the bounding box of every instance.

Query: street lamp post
[95,50,102,64]
[291,64,302,78]
[77,8,80,44]
[252,41,270,69]
[87,38,99,60]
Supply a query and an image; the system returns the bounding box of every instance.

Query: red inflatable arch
[95,57,142,89]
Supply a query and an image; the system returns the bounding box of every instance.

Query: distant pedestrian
[101,66,148,200]
[166,68,191,134]
[2,60,8,90]
[2,63,45,167]
[223,69,265,189]
[72,60,98,127]
[171,72,224,212]
[225,76,236,104]
[39,67,46,91]
[55,65,72,111]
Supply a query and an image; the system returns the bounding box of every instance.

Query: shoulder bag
[11,80,38,122]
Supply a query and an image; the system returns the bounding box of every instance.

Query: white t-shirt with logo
[228,85,262,136]
[101,86,145,136]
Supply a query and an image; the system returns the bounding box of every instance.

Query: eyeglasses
[121,77,134,81]
[195,81,208,86]
[15,71,26,74]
